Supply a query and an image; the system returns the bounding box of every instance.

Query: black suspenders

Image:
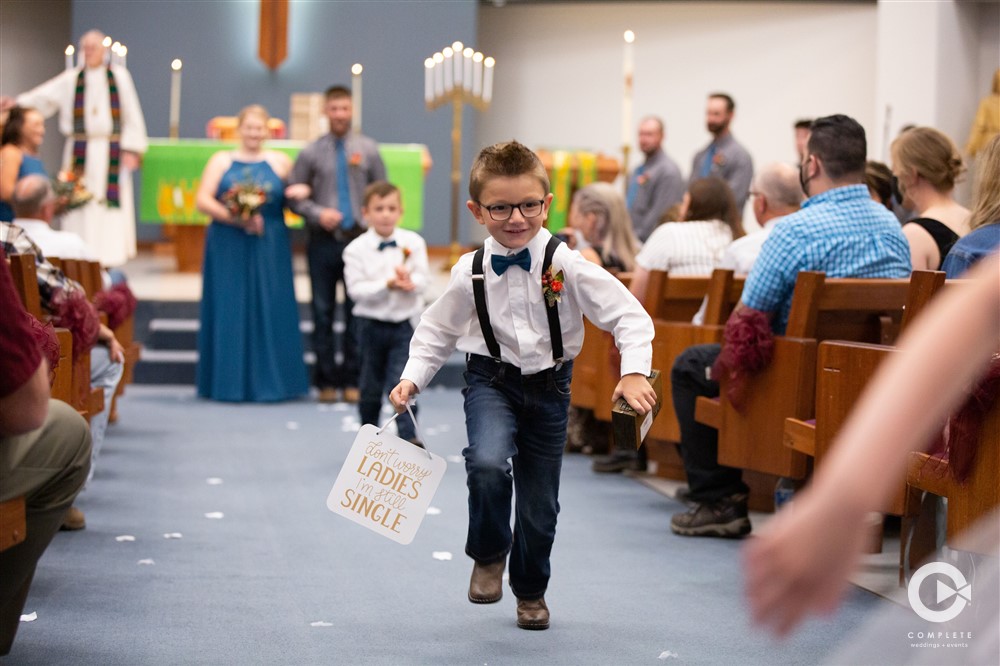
[472,236,564,369]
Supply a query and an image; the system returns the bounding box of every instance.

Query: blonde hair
[572,182,640,271]
[968,134,1000,231]
[237,104,270,126]
[891,126,965,193]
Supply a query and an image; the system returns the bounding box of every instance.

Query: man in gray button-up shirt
[690,93,754,213]
[288,86,386,403]
[627,117,685,243]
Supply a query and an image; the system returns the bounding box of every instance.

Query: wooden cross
[258,0,289,70]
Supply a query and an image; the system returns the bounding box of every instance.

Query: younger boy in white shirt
[390,141,655,630]
[344,181,429,442]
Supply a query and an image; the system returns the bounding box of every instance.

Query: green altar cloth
[140,140,426,230]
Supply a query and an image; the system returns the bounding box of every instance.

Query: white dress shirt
[635,220,733,275]
[14,218,96,261]
[401,228,654,391]
[343,227,429,322]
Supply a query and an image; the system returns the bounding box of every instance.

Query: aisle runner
[327,423,446,545]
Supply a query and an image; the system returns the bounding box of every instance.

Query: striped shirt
[635,220,733,275]
[742,184,912,333]
[1,221,82,307]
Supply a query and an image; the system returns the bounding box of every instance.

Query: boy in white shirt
[344,181,429,443]
[390,141,655,630]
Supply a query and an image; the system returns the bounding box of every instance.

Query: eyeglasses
[476,199,545,222]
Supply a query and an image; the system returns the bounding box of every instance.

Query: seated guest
[568,182,640,273]
[0,249,92,655]
[0,220,123,530]
[0,106,48,222]
[943,135,1000,277]
[892,126,970,270]
[669,115,911,538]
[12,175,95,261]
[628,176,744,304]
[864,160,895,211]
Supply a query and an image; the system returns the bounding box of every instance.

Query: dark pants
[307,235,358,390]
[462,354,573,601]
[356,317,417,440]
[671,344,749,503]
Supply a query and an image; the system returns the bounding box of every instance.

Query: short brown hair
[685,177,743,239]
[362,180,401,208]
[325,85,351,102]
[468,140,549,202]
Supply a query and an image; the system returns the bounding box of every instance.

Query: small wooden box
[611,370,663,450]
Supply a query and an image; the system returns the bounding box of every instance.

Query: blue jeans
[87,345,125,485]
[356,317,416,441]
[462,354,573,600]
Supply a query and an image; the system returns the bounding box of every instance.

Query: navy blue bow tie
[378,239,397,251]
[491,250,531,275]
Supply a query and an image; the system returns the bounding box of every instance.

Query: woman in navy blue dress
[195,105,309,402]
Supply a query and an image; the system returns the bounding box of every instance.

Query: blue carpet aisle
[7,386,885,665]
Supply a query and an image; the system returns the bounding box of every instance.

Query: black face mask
[799,159,813,197]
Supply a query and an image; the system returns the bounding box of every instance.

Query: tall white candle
[351,63,363,134]
[463,48,473,92]
[112,41,122,67]
[102,35,112,66]
[452,41,463,88]
[424,57,435,103]
[483,57,495,104]
[443,47,454,93]
[433,52,444,97]
[622,30,635,146]
[65,45,75,70]
[169,59,182,138]
[120,45,127,69]
[472,52,483,97]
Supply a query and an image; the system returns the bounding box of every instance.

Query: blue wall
[72,0,479,246]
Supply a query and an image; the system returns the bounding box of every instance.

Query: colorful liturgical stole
[73,68,122,208]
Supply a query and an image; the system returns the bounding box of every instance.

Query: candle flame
[624,30,635,44]
[484,57,495,68]
[120,46,127,56]
[65,45,75,56]
[102,36,112,48]
[443,47,453,58]
[171,59,183,71]
[424,58,434,69]
[433,52,444,64]
[112,41,122,53]
[452,41,463,52]
[473,52,483,63]
[463,47,473,58]
[351,63,363,76]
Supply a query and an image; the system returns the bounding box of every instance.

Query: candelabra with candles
[424,41,495,267]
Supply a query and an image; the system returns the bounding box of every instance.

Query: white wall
[477,1,878,195]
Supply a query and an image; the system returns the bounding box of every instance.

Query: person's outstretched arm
[743,253,1000,637]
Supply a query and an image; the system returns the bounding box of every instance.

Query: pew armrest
[695,397,721,430]
[783,418,816,456]
[906,451,953,499]
[0,496,27,551]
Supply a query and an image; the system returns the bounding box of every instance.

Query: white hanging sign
[327,423,446,545]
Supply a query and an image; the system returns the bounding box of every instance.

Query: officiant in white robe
[14,30,148,267]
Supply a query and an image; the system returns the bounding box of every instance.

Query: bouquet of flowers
[52,171,94,211]
[222,178,268,221]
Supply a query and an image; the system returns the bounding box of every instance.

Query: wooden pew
[695,271,914,482]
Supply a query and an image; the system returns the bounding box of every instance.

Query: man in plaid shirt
[668,115,912,538]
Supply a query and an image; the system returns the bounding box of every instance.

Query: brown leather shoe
[468,559,505,604]
[516,597,549,630]
[60,506,86,531]
[318,387,340,403]
[342,387,361,404]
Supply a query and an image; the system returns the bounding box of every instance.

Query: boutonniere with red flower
[349,152,363,167]
[541,266,565,307]
[712,152,726,168]
[401,246,412,262]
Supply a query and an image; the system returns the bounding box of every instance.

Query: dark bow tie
[378,240,397,251]
[491,250,531,275]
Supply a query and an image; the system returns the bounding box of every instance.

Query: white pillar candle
[442,47,454,93]
[463,48,473,92]
[433,52,444,97]
[472,52,483,97]
[102,36,112,66]
[351,63,363,134]
[452,41,464,88]
[483,57,495,104]
[112,42,122,67]
[424,58,435,103]
[65,45,75,70]
[169,59,182,138]
[120,45,127,69]
[622,30,635,146]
